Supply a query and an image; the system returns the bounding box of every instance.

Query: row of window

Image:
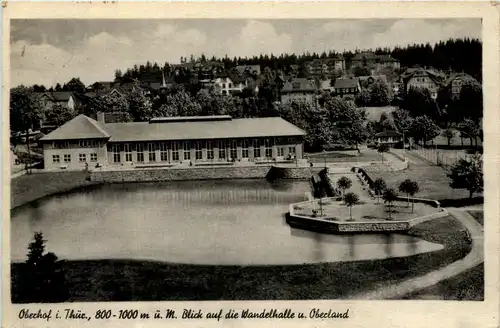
[110,142,296,163]
[52,153,97,164]
[52,140,100,149]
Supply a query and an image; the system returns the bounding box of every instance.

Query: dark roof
[352,52,377,61]
[235,65,261,76]
[42,91,73,102]
[442,73,477,87]
[40,114,110,141]
[334,78,359,89]
[402,68,444,85]
[105,117,306,142]
[282,78,316,92]
[358,75,388,85]
[375,130,401,138]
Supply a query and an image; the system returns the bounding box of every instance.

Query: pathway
[326,173,372,201]
[348,209,484,300]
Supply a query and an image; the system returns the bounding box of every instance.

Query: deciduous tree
[336,176,352,200]
[383,188,398,219]
[373,178,387,203]
[448,154,483,198]
[344,192,359,221]
[398,179,420,212]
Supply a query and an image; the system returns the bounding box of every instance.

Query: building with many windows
[39,114,306,170]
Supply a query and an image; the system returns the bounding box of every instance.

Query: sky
[10,19,481,87]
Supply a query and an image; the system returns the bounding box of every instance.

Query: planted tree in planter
[377,143,390,163]
[398,179,420,213]
[383,188,398,220]
[336,176,352,200]
[373,178,387,203]
[344,192,359,221]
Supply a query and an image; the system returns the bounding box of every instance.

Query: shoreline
[10,215,476,302]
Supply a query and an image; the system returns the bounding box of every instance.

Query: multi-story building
[280,78,317,105]
[402,68,444,99]
[305,56,346,78]
[333,78,361,96]
[442,73,478,97]
[39,114,306,170]
[350,52,400,71]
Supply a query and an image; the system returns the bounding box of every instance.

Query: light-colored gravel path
[348,209,484,300]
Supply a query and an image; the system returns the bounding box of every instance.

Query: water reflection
[11,180,443,265]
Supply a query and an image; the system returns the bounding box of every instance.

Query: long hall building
[40,114,306,170]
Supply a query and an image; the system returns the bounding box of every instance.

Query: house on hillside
[333,78,361,96]
[41,91,81,110]
[357,75,388,89]
[350,52,400,70]
[401,68,444,99]
[441,73,478,97]
[213,71,246,95]
[375,130,402,147]
[305,56,345,78]
[280,78,317,105]
[235,65,261,77]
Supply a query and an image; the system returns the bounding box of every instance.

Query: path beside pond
[348,209,484,300]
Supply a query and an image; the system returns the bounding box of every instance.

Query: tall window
[183,141,191,160]
[160,143,168,162]
[90,153,98,162]
[124,143,132,162]
[277,147,284,157]
[148,143,156,162]
[264,139,272,158]
[52,155,60,164]
[241,140,249,158]
[195,142,203,160]
[64,154,71,163]
[288,146,296,155]
[206,141,214,160]
[230,140,237,160]
[136,143,144,162]
[112,144,121,163]
[172,142,179,161]
[253,139,261,158]
[218,141,226,160]
[79,153,86,163]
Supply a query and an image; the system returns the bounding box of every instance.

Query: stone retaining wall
[91,166,273,183]
[286,213,411,233]
[90,166,318,183]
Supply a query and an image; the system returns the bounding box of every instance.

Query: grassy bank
[11,171,99,209]
[11,216,475,302]
[368,165,474,200]
[397,263,484,300]
[467,211,484,226]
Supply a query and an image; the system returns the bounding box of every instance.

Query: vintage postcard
[2,2,499,328]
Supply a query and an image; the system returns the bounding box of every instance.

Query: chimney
[96,112,105,124]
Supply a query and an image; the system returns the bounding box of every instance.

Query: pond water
[11,179,443,265]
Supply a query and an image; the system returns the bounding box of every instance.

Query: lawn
[11,216,474,302]
[367,165,474,200]
[397,263,484,300]
[294,199,437,222]
[467,210,484,226]
[307,148,382,163]
[11,171,98,209]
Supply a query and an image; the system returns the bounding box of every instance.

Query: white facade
[43,139,107,170]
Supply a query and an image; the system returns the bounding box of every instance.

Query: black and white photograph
[6,9,490,309]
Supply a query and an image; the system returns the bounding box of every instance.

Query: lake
[11,179,443,265]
